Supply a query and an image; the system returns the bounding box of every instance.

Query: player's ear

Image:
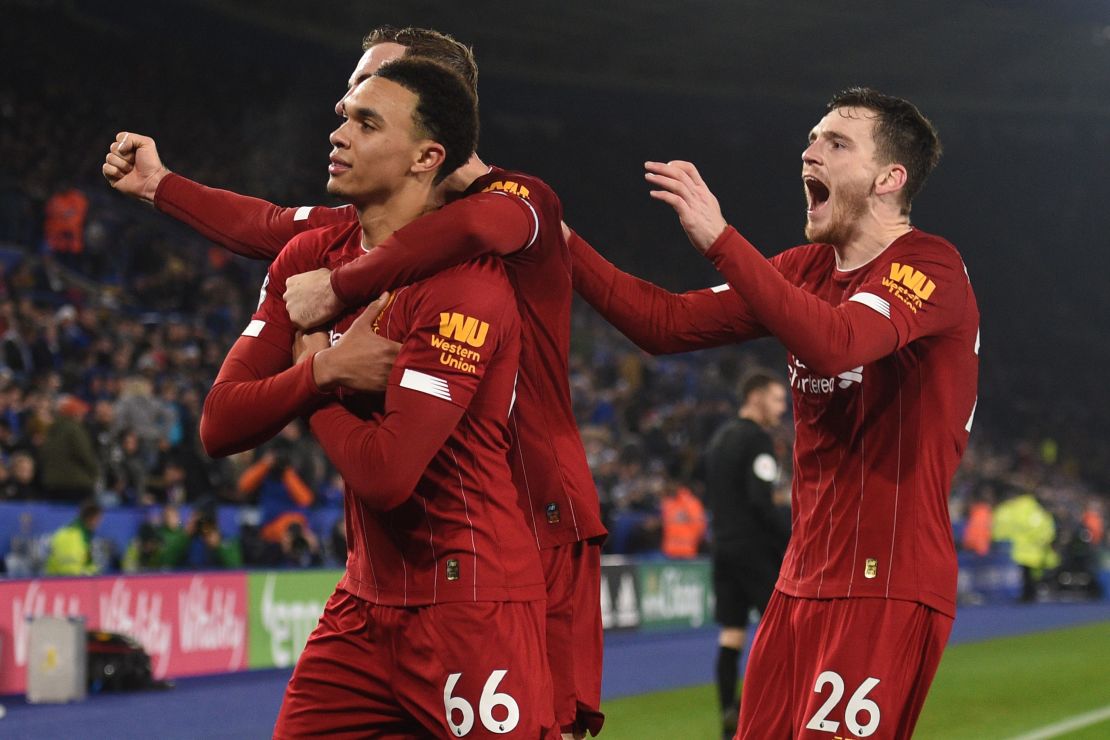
[875,163,907,198]
[411,141,446,179]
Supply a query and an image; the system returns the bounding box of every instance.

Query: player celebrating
[104,27,605,738]
[567,89,978,738]
[200,58,554,737]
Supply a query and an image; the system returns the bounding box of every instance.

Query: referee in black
[705,370,790,739]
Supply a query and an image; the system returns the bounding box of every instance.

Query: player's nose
[802,140,821,166]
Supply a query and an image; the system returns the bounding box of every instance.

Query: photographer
[236,429,316,561]
[169,507,241,570]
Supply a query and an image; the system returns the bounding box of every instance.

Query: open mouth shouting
[804,174,830,216]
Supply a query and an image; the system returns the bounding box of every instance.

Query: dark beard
[805,179,871,245]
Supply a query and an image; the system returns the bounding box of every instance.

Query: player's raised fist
[102,131,169,204]
[285,268,343,329]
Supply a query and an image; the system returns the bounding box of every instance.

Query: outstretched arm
[646,160,898,376]
[156,175,351,260]
[103,131,351,260]
[567,225,767,354]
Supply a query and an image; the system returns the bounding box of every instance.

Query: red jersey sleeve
[153,173,354,260]
[328,188,538,306]
[568,228,768,354]
[704,227,898,377]
[845,235,970,348]
[199,235,330,457]
[309,261,518,509]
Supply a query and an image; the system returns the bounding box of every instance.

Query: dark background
[3,0,1109,481]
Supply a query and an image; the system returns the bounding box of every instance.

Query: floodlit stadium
[2,1,1108,738]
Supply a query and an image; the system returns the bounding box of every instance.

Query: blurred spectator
[279,521,322,568]
[177,508,241,570]
[122,522,165,572]
[104,429,150,505]
[661,484,706,559]
[961,486,995,556]
[0,450,37,500]
[113,376,174,459]
[1081,500,1104,547]
[38,394,98,502]
[237,429,316,549]
[4,511,41,577]
[44,498,102,575]
[993,489,1060,602]
[325,516,347,567]
[122,504,187,572]
[43,185,88,266]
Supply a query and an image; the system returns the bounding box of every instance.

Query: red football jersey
[157,167,605,549]
[571,227,978,617]
[466,169,605,549]
[250,222,545,606]
[763,231,978,618]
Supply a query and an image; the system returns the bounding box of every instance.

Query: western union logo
[889,262,936,301]
[439,312,489,348]
[481,180,530,199]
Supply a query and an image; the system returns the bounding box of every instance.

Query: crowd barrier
[0,557,715,695]
[0,501,345,566]
[2,547,1104,696]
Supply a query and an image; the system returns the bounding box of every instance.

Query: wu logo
[439,312,489,348]
[889,263,936,301]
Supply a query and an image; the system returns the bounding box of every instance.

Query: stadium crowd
[0,4,1105,596]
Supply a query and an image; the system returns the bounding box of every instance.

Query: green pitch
[598,620,1110,739]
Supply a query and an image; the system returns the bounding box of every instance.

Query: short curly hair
[373,58,479,184]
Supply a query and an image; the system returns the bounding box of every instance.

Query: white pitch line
[1004,704,1110,740]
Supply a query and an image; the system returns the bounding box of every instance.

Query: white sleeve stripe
[242,319,265,337]
[710,283,731,293]
[490,191,541,251]
[399,368,453,402]
[293,206,313,222]
[521,197,540,250]
[849,292,892,319]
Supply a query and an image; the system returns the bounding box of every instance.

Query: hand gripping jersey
[209,221,545,605]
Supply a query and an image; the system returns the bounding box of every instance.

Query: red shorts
[540,540,604,737]
[737,591,952,740]
[274,589,555,739]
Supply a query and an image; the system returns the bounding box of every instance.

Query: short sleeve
[388,263,519,410]
[847,237,969,349]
